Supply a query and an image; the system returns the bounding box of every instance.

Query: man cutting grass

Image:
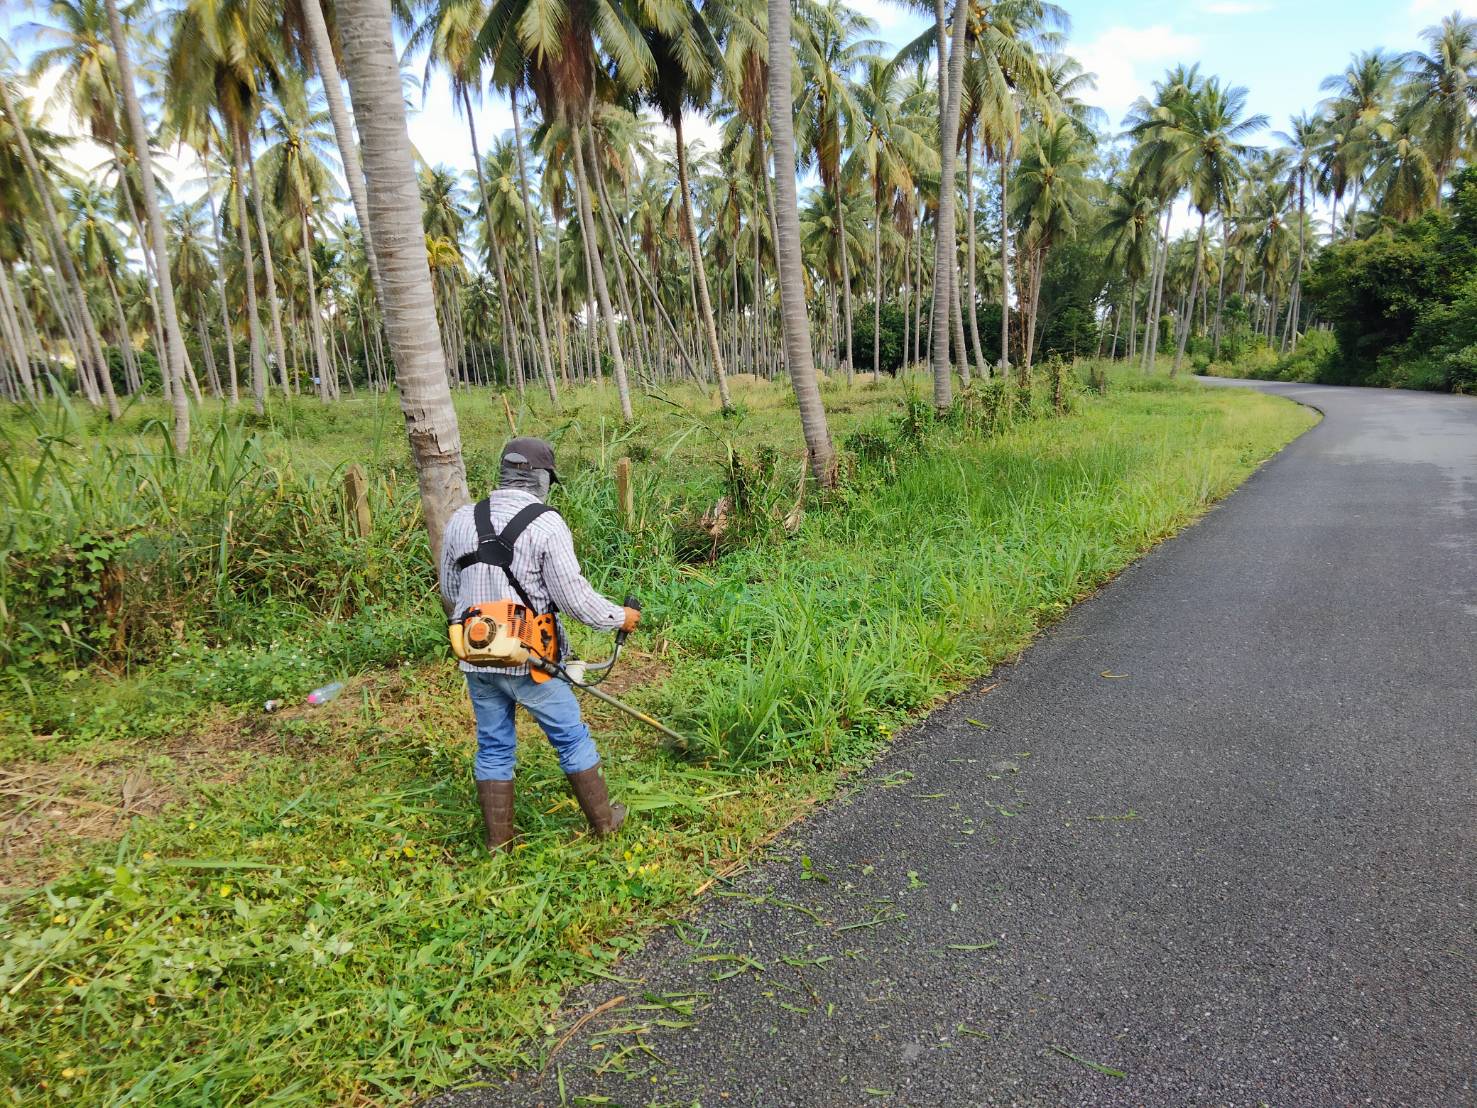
[439,437,641,853]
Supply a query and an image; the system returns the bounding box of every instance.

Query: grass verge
[0,370,1313,1104]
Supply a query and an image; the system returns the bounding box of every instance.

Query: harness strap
[454,500,557,615]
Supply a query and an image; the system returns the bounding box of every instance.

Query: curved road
[465,381,1477,1106]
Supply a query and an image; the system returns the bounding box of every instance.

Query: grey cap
[502,436,560,483]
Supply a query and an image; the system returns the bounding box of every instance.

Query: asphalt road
[450,381,1477,1107]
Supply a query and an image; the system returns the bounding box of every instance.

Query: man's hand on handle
[620,606,641,634]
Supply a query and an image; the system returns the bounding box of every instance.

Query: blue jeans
[465,671,600,781]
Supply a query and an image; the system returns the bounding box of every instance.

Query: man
[440,437,641,852]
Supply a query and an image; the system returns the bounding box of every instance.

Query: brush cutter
[529,596,692,748]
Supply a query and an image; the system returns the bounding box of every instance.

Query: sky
[2,0,1471,211]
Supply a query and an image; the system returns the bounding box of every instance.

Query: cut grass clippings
[0,370,1314,1104]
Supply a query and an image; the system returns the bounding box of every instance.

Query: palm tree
[103,0,190,446]
[767,0,834,481]
[1401,14,1477,202]
[165,0,284,411]
[1158,77,1266,375]
[927,0,970,410]
[0,74,117,416]
[1100,176,1156,360]
[795,0,874,383]
[1319,50,1402,236]
[338,0,470,574]
[287,0,383,298]
[638,0,733,409]
[851,56,934,378]
[1369,99,1438,222]
[1010,110,1091,370]
[1274,111,1318,352]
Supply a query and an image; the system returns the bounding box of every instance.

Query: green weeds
[0,370,1313,1104]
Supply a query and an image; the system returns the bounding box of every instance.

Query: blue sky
[3,0,1470,202]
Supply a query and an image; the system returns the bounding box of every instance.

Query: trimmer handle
[615,595,641,647]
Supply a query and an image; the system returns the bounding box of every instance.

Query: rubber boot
[476,779,516,853]
[566,765,627,836]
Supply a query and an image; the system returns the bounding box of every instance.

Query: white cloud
[1074,25,1204,131]
[1201,1,1272,14]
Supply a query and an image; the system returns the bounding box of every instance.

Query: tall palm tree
[1319,50,1402,236]
[165,0,284,411]
[851,55,934,378]
[1010,110,1091,370]
[338,0,470,574]
[795,0,873,382]
[767,0,834,481]
[0,74,117,415]
[1157,76,1266,375]
[927,0,970,410]
[1099,176,1156,360]
[1274,111,1318,352]
[286,0,383,297]
[638,0,732,409]
[103,0,190,446]
[1402,14,1477,202]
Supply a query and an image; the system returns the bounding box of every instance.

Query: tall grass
[0,371,1314,1104]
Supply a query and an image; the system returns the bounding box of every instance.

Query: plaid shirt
[439,490,626,675]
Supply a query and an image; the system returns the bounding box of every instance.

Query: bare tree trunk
[339,0,470,579]
[0,262,35,400]
[246,147,291,395]
[952,231,970,385]
[1142,203,1172,371]
[1172,211,1207,377]
[0,75,117,416]
[299,213,335,401]
[229,133,269,413]
[510,88,558,402]
[200,157,240,402]
[674,113,732,409]
[767,0,835,482]
[873,180,884,376]
[965,128,988,379]
[999,141,1011,371]
[569,120,633,420]
[300,0,381,299]
[928,0,969,410]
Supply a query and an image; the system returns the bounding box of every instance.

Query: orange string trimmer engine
[449,600,559,681]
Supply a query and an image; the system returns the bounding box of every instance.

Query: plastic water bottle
[306,681,345,706]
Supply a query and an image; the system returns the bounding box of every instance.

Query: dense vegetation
[0,370,1313,1103]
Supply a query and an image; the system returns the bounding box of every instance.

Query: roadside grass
[0,369,1314,1104]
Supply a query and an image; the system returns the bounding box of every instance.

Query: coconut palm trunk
[767,0,834,482]
[872,180,884,375]
[569,121,633,421]
[246,147,291,394]
[673,114,732,409]
[1283,171,1307,354]
[928,0,969,411]
[0,263,35,400]
[104,0,190,447]
[200,157,239,401]
[998,147,1011,370]
[299,0,381,298]
[229,133,269,412]
[0,76,117,416]
[510,89,558,401]
[299,214,335,400]
[1172,212,1207,377]
[965,130,987,379]
[1142,204,1171,371]
[339,0,469,577]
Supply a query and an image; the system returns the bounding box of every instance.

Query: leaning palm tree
[338,0,470,573]
[767,0,834,482]
[0,73,117,415]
